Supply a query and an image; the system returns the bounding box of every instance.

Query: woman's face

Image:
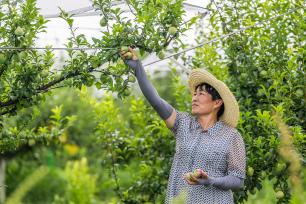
[191,86,223,116]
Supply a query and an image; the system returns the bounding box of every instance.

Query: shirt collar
[191,117,224,133]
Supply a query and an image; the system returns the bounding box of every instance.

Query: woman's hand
[183,169,209,185]
[119,46,139,73]
[119,46,138,61]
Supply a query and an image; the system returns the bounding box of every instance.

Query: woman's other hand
[183,169,209,185]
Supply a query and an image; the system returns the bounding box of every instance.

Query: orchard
[0,0,305,204]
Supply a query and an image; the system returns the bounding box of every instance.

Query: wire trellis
[0,6,303,68]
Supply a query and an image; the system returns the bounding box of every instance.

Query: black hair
[194,83,225,119]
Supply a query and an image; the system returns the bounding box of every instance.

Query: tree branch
[0,143,34,160]
[0,66,96,110]
[0,106,17,116]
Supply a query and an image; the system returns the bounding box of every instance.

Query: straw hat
[188,69,240,128]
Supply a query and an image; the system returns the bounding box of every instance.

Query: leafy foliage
[0,0,188,119]
[0,0,191,155]
[53,157,97,204]
[5,166,49,204]
[0,105,75,154]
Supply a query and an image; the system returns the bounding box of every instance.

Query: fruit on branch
[41,70,49,78]
[158,51,165,59]
[275,190,284,199]
[247,166,254,176]
[259,70,268,77]
[0,53,6,64]
[18,51,27,59]
[103,7,110,13]
[260,171,267,178]
[275,162,286,173]
[14,26,25,36]
[250,188,256,194]
[121,46,129,52]
[28,139,36,146]
[122,88,131,97]
[100,18,108,27]
[168,26,177,35]
[92,60,100,68]
[240,73,248,80]
[295,88,304,98]
[128,75,136,83]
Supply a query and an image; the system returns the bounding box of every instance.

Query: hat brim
[188,69,240,128]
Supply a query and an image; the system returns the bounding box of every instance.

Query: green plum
[168,26,177,35]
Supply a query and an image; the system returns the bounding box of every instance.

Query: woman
[120,47,246,204]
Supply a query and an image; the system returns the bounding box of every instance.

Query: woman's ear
[214,99,223,108]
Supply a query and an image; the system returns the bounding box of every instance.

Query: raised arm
[121,47,176,129]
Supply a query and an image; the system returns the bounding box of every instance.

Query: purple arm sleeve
[124,59,174,120]
[198,175,244,191]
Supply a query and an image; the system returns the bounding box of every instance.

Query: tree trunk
[0,158,5,203]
